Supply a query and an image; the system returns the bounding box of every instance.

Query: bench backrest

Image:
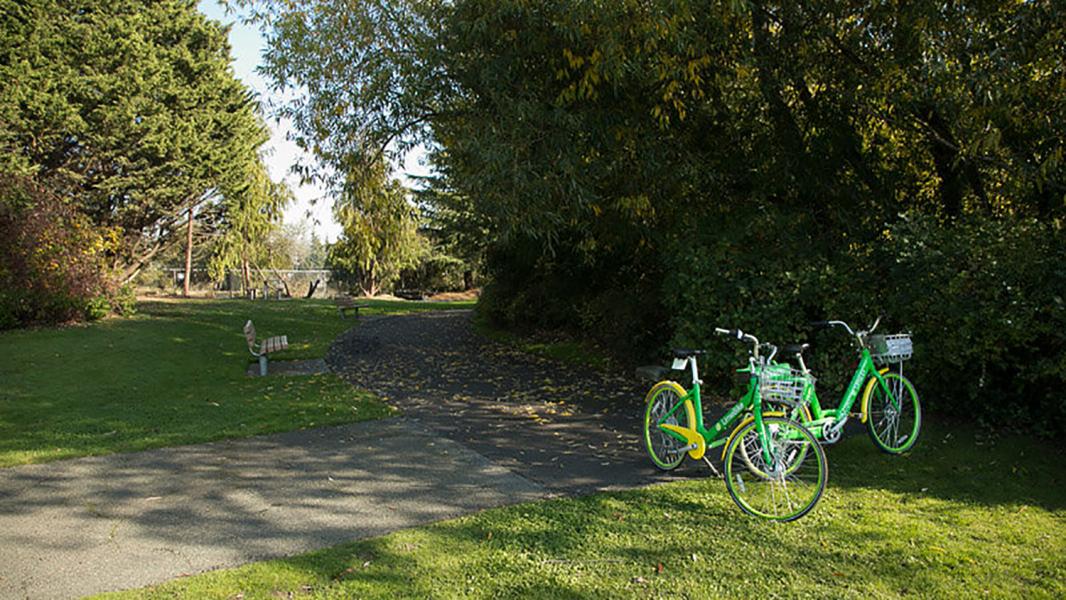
[335,296,355,307]
[243,320,257,350]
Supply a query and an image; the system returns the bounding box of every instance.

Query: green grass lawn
[0,297,473,467]
[95,423,1064,599]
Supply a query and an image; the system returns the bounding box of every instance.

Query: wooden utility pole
[183,207,193,297]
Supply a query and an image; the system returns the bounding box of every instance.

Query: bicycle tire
[865,372,921,454]
[724,416,827,521]
[642,381,690,470]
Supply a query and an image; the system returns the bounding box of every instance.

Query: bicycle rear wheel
[724,416,827,521]
[642,382,689,470]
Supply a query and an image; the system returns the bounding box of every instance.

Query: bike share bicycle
[773,317,922,453]
[641,328,827,521]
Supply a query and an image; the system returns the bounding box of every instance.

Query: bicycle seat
[783,343,810,355]
[672,348,706,358]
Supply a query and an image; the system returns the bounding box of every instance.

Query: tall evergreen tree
[1,0,267,281]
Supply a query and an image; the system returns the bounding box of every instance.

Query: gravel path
[327,310,702,494]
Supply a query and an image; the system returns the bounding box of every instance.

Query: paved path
[327,310,697,493]
[0,420,545,599]
[2,310,703,599]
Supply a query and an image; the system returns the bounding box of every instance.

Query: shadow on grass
[163,469,1062,599]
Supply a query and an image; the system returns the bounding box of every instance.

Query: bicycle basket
[758,363,814,405]
[868,333,913,365]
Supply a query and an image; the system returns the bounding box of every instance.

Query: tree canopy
[235,0,1064,433]
[2,0,270,281]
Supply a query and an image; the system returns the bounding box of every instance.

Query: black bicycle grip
[715,328,744,339]
[809,321,831,328]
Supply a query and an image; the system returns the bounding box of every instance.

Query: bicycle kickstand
[701,456,722,479]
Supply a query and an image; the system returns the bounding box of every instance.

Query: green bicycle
[642,328,828,521]
[776,317,922,453]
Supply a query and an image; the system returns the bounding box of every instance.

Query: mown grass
[96,422,1064,599]
[0,297,472,467]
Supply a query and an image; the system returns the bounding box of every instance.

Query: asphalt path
[326,310,700,493]
[1,310,708,598]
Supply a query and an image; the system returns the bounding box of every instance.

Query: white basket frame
[758,364,814,405]
[869,333,913,365]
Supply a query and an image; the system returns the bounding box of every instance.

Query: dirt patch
[426,289,480,302]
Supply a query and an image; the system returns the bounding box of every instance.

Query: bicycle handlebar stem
[715,326,763,360]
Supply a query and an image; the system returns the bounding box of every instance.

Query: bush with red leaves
[0,175,120,329]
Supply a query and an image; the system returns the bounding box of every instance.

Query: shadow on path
[0,420,545,599]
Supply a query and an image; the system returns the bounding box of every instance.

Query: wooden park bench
[243,319,288,376]
[334,296,369,319]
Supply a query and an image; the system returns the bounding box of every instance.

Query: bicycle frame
[654,358,774,462]
[798,347,897,435]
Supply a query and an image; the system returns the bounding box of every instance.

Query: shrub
[663,210,1065,435]
[0,175,124,328]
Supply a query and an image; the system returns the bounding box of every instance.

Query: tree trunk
[183,207,193,297]
[269,267,292,298]
[241,257,251,295]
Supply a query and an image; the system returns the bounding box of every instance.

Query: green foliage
[242,0,1066,433]
[1,0,268,280]
[399,249,467,292]
[665,211,1066,434]
[208,159,293,289]
[884,217,1066,433]
[327,162,425,296]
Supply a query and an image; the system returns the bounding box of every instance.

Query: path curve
[327,310,701,493]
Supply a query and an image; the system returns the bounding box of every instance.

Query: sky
[196,1,429,243]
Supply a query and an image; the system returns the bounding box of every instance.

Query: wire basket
[758,363,814,405]
[868,334,913,365]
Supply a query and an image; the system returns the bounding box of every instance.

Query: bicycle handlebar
[714,326,777,361]
[810,317,883,340]
[714,327,757,344]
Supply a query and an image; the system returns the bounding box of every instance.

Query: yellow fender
[720,411,786,460]
[859,367,892,423]
[646,380,705,460]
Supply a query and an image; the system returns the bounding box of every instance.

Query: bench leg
[259,355,268,376]
[338,308,345,319]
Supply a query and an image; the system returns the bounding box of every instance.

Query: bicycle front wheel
[866,372,921,454]
[642,382,689,470]
[724,416,827,521]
